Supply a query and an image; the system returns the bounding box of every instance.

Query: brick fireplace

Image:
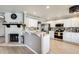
[3,12,23,43]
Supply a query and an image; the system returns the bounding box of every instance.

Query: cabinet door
[71,17,79,27]
[64,19,72,27]
[64,17,79,27]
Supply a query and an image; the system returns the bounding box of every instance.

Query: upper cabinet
[64,19,72,27]
[46,19,65,27]
[46,18,72,27]
[56,17,79,27]
[64,17,79,27]
[71,17,79,27]
[54,19,72,27]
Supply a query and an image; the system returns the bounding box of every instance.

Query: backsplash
[65,27,79,32]
[51,27,79,32]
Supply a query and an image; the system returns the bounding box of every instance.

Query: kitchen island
[23,31,50,54]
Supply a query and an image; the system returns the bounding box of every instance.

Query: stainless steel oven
[54,24,64,40]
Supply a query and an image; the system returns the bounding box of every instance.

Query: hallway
[50,39,79,54]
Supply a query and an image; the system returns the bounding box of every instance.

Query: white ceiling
[0,5,72,20]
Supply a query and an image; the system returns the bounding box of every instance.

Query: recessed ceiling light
[33,12,37,15]
[47,17,50,19]
[46,6,50,9]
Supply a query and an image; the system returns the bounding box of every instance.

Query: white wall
[46,21,55,27]
[24,15,39,27]
[0,19,5,36]
[5,12,23,23]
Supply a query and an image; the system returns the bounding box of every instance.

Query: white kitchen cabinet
[63,19,72,27]
[58,17,79,27]
[71,33,79,43]
[71,17,79,27]
[64,17,79,27]
[63,32,79,44]
[52,18,72,27]
[52,19,71,27]
[46,20,65,27]
[63,32,72,42]
[47,17,79,27]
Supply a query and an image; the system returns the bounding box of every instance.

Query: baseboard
[24,45,38,54]
[63,40,79,46]
[54,39,79,46]
[0,36,4,37]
